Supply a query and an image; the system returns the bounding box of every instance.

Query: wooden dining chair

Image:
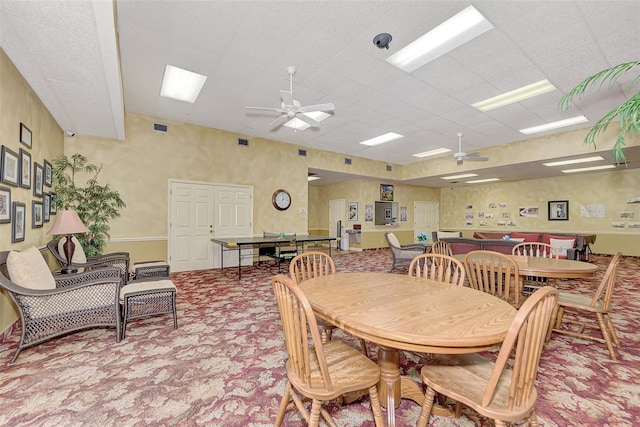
[271,275,384,427]
[546,252,622,361]
[431,240,453,256]
[416,286,558,427]
[408,253,466,287]
[512,242,559,295]
[465,250,521,307]
[289,252,367,354]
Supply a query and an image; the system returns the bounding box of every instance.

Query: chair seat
[120,279,176,300]
[556,292,605,312]
[120,279,178,339]
[287,340,380,401]
[422,353,538,422]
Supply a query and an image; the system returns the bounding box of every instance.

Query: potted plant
[559,61,640,164]
[52,153,126,256]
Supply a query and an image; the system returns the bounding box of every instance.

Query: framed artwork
[50,192,57,214]
[380,184,394,201]
[20,123,32,148]
[43,193,51,222]
[0,186,10,223]
[32,200,43,228]
[44,159,52,187]
[19,148,31,188]
[1,145,19,186]
[348,202,358,221]
[12,201,25,242]
[548,200,569,221]
[33,162,43,197]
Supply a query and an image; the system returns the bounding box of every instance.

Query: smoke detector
[373,33,392,49]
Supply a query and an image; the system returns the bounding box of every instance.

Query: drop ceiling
[1,0,638,187]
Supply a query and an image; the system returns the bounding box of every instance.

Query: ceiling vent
[298,149,307,157]
[153,123,168,133]
[238,138,249,147]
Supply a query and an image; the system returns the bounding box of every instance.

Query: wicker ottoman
[130,260,170,281]
[120,278,177,339]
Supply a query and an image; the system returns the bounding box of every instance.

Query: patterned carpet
[0,250,638,426]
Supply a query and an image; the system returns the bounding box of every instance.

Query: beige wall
[440,168,640,256]
[0,49,64,332]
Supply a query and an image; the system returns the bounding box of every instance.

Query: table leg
[376,346,457,426]
[237,246,242,279]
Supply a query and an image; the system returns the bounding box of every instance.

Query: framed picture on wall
[19,148,31,188]
[548,200,569,221]
[44,159,52,187]
[20,123,32,148]
[380,184,394,201]
[32,200,43,228]
[12,201,25,242]
[50,192,57,215]
[43,193,51,222]
[33,162,43,197]
[1,145,19,186]
[0,186,10,223]
[348,202,358,221]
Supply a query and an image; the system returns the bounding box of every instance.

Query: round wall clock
[272,189,291,211]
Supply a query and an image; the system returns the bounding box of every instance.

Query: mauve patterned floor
[0,250,638,426]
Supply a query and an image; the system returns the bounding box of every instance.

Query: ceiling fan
[245,66,335,130]
[453,133,489,165]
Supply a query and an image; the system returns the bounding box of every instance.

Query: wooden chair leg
[596,313,618,361]
[416,386,436,427]
[369,385,385,427]
[309,399,323,427]
[274,381,292,426]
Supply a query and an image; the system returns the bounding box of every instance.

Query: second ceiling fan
[245,66,335,130]
[453,133,489,165]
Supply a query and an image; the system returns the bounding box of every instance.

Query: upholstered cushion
[509,238,525,243]
[58,236,88,264]
[7,246,56,290]
[550,238,575,258]
[120,279,177,302]
[511,232,541,242]
[437,231,461,239]
[386,233,401,248]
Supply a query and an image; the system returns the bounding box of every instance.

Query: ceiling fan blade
[467,156,489,161]
[268,114,289,129]
[296,113,320,127]
[299,102,335,113]
[280,90,294,107]
[246,106,285,113]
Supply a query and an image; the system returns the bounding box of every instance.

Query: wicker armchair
[47,238,130,284]
[0,249,122,363]
[385,232,426,272]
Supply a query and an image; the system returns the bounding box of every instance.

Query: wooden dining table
[299,272,517,427]
[454,253,599,279]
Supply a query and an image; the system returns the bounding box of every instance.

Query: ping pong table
[212,234,337,279]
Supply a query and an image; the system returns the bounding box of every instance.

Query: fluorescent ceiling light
[160,64,207,103]
[359,132,404,147]
[466,178,500,183]
[412,148,452,158]
[441,173,478,180]
[519,115,588,135]
[284,112,331,131]
[387,6,493,73]
[543,156,604,167]
[471,80,557,112]
[562,165,616,173]
[307,176,321,182]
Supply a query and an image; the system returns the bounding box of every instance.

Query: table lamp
[46,209,89,273]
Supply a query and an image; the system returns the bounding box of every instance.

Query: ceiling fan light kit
[245,66,335,131]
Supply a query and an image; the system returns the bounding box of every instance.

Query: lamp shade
[46,209,89,235]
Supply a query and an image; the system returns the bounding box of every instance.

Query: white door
[414,201,439,243]
[169,182,215,272]
[329,199,345,250]
[213,185,253,268]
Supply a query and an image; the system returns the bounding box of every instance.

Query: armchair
[385,232,426,272]
[0,248,121,363]
[47,237,130,284]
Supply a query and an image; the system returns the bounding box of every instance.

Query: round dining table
[299,272,516,427]
[454,253,599,279]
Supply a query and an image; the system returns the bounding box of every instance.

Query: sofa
[431,230,590,260]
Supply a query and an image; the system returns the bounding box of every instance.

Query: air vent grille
[153,123,168,133]
[238,138,249,146]
[298,149,307,157]
[345,158,352,165]
[386,165,392,171]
